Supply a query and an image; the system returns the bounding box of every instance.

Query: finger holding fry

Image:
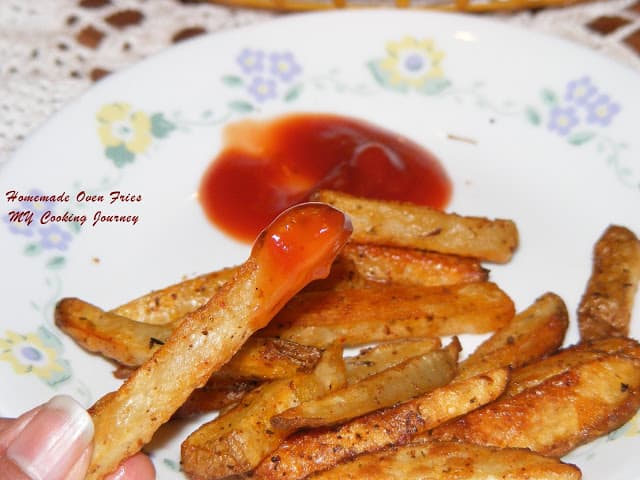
[48,189,640,480]
[85,203,352,479]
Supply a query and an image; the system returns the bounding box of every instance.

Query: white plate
[1,9,639,479]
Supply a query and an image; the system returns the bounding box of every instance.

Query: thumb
[0,395,94,480]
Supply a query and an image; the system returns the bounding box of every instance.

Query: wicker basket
[205,0,591,12]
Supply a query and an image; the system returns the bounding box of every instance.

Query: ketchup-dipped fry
[85,203,352,479]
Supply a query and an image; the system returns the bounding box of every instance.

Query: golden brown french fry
[577,335,640,358]
[578,225,640,341]
[55,298,322,380]
[110,242,488,325]
[505,336,640,397]
[308,441,582,480]
[260,281,514,347]
[457,292,568,380]
[112,267,238,325]
[311,189,519,263]
[55,297,173,366]
[218,336,322,380]
[344,337,441,384]
[173,379,262,418]
[85,203,352,479]
[331,243,489,287]
[181,345,347,479]
[252,368,509,480]
[59,298,323,378]
[428,354,640,457]
[271,339,460,430]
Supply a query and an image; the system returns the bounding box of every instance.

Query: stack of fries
[54,190,640,480]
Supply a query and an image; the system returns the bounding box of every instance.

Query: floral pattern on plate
[368,36,450,94]
[222,48,304,112]
[0,326,71,386]
[2,13,639,478]
[526,75,622,144]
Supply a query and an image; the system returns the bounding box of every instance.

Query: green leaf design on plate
[525,106,541,126]
[38,325,64,350]
[150,113,176,139]
[222,75,244,87]
[568,131,595,146]
[24,243,41,256]
[162,458,182,472]
[284,84,303,102]
[367,60,407,93]
[228,100,255,113]
[46,256,66,269]
[105,144,135,167]
[541,88,558,107]
[419,78,451,95]
[68,222,82,234]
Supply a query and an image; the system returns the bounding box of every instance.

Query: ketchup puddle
[199,113,451,242]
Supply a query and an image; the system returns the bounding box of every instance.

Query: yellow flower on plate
[380,36,444,89]
[97,103,152,155]
[0,330,66,381]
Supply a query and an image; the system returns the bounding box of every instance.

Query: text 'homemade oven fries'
[83,203,352,479]
[53,188,640,480]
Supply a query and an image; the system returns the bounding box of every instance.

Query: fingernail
[7,395,94,480]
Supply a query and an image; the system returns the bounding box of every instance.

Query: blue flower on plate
[236,48,265,75]
[564,76,598,106]
[38,224,72,251]
[23,191,53,215]
[269,52,302,82]
[4,213,36,237]
[547,105,579,136]
[4,189,50,237]
[224,48,304,108]
[585,94,621,126]
[247,76,278,102]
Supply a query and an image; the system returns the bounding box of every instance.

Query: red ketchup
[199,113,451,242]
